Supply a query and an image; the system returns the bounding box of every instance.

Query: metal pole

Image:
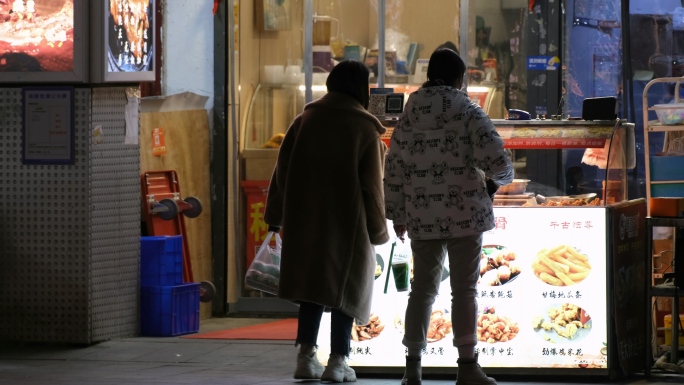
[460,0,469,89]
[377,0,386,88]
[227,0,241,302]
[304,0,313,103]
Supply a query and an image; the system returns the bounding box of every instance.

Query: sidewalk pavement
[0,318,681,385]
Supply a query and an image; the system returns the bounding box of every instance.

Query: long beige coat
[264,92,390,324]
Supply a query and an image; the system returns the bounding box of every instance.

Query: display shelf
[493,120,618,150]
[642,77,684,216]
[645,121,684,132]
[492,119,635,205]
[645,216,683,376]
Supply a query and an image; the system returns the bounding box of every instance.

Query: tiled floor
[0,318,682,385]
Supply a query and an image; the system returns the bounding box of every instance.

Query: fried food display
[351,313,384,342]
[540,198,601,206]
[532,303,591,342]
[532,245,591,286]
[427,309,452,342]
[110,0,151,61]
[478,246,521,286]
[476,308,519,343]
[537,129,561,138]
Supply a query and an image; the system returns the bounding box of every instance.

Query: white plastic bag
[673,7,684,31]
[245,231,282,295]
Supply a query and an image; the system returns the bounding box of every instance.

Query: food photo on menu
[351,313,384,342]
[108,0,152,72]
[478,245,521,286]
[531,302,592,343]
[476,306,519,344]
[532,244,591,286]
[0,0,74,72]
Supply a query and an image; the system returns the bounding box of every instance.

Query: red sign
[504,138,607,149]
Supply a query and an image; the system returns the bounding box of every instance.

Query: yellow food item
[532,315,543,329]
[537,129,561,138]
[562,129,585,138]
[534,303,590,340]
[511,128,536,138]
[532,245,591,286]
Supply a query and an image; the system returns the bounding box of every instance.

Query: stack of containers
[140,235,200,336]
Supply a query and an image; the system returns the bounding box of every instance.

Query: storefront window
[628,0,684,199]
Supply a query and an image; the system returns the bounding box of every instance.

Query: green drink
[392,262,410,292]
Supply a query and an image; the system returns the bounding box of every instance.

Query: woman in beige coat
[264,60,389,383]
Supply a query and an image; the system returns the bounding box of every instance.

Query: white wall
[163,0,215,109]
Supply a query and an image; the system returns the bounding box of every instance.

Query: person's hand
[394,224,407,242]
[485,178,499,202]
[267,225,281,233]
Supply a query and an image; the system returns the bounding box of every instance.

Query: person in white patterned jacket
[383,48,514,385]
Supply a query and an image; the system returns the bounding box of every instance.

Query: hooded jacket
[384,86,513,240]
[264,92,390,324]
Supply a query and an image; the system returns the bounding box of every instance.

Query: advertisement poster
[610,202,646,374]
[0,0,75,72]
[108,0,154,73]
[317,207,609,370]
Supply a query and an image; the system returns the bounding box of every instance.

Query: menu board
[316,207,609,370]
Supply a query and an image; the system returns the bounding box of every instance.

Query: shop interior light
[298,85,328,92]
[467,86,491,93]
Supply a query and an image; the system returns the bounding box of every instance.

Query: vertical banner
[610,200,647,375]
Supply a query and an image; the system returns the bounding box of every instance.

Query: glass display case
[241,83,326,180]
[492,119,636,206]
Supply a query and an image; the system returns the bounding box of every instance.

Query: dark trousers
[297,301,353,357]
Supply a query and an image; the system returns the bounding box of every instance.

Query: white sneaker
[294,350,325,379]
[321,353,357,383]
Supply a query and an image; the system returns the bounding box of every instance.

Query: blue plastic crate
[140,283,200,337]
[140,236,183,286]
[651,183,684,198]
[650,156,684,181]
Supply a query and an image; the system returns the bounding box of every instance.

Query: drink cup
[392,262,410,292]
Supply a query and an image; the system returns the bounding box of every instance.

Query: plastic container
[651,183,684,198]
[663,314,684,346]
[140,236,183,286]
[140,283,200,336]
[653,103,684,125]
[650,197,684,217]
[650,156,684,181]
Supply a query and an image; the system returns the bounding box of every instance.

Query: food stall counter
[315,120,646,379]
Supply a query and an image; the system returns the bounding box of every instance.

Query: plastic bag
[673,7,684,31]
[245,231,282,295]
